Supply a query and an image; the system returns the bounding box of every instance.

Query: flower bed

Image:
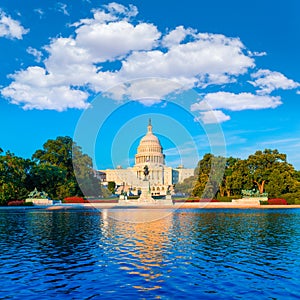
[268,198,288,205]
[7,200,25,206]
[63,196,88,203]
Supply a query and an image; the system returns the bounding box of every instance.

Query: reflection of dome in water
[135,119,165,166]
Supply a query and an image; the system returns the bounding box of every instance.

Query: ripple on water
[0,208,300,299]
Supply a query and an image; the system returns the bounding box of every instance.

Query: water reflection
[101,209,174,292]
[0,208,300,299]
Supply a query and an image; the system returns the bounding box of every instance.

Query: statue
[166,185,171,195]
[143,165,149,181]
[28,188,49,199]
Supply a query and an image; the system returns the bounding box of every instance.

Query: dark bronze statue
[143,165,149,180]
[28,187,49,199]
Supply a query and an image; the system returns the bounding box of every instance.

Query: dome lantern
[147,118,152,133]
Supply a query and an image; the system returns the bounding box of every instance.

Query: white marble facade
[100,120,194,196]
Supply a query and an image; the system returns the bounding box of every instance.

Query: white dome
[134,119,165,166]
[140,133,160,144]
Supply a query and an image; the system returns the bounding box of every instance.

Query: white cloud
[0,11,29,39]
[44,37,94,77]
[1,2,294,113]
[104,78,183,103]
[248,51,267,57]
[27,47,43,62]
[118,33,254,90]
[162,26,195,48]
[1,66,89,111]
[2,82,89,111]
[57,3,69,16]
[249,69,300,94]
[196,110,231,124]
[1,3,161,110]
[104,2,138,18]
[74,3,138,25]
[75,21,160,62]
[191,92,282,112]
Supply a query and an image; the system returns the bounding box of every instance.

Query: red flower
[63,196,86,203]
[268,198,287,205]
[7,200,24,206]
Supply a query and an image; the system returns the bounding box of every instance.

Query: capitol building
[100,119,194,196]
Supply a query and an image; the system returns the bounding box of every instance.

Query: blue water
[0,208,300,299]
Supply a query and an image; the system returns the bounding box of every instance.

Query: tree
[265,168,295,198]
[293,170,300,182]
[174,175,196,195]
[107,181,116,194]
[72,143,101,198]
[246,149,294,194]
[32,136,101,199]
[192,154,226,198]
[32,136,74,179]
[226,159,253,196]
[27,163,67,199]
[219,157,240,197]
[0,151,32,204]
[192,149,298,199]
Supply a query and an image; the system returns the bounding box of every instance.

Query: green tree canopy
[107,181,116,194]
[192,154,226,198]
[32,136,101,199]
[174,175,196,195]
[27,164,67,199]
[32,136,74,178]
[192,149,299,200]
[246,149,295,194]
[0,151,32,204]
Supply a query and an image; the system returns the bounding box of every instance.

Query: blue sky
[0,0,300,170]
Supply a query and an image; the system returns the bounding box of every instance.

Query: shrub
[260,200,269,205]
[216,196,236,202]
[281,192,300,205]
[63,196,87,203]
[186,197,200,202]
[268,198,288,205]
[127,196,139,200]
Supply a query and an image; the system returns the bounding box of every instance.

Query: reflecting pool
[0,208,300,299]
